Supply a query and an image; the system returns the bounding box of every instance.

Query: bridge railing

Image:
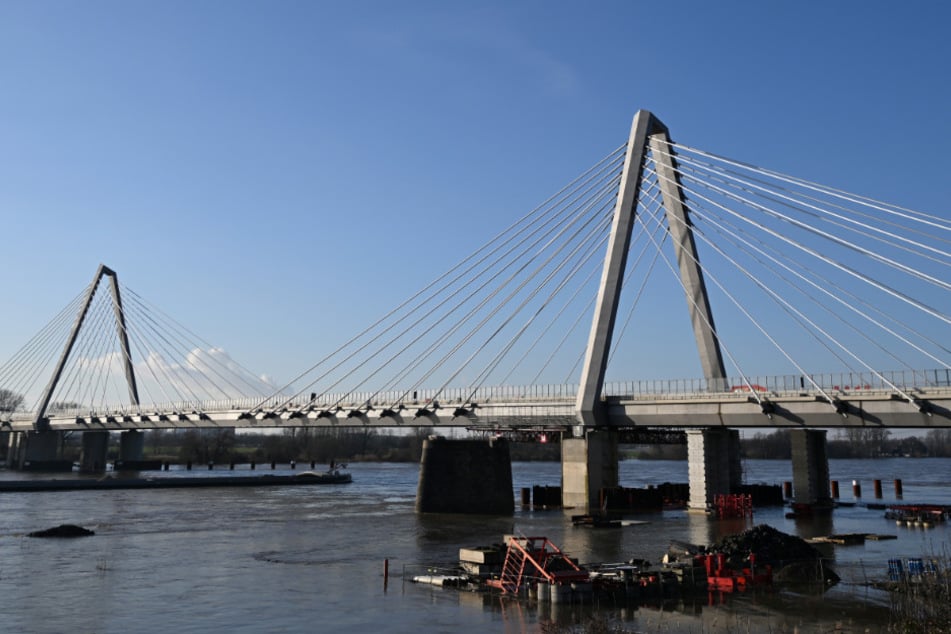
[294,384,581,409]
[602,368,951,400]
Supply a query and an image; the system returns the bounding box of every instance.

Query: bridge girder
[8,387,951,433]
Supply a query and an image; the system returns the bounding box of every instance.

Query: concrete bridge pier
[415,436,514,514]
[790,429,831,506]
[5,431,22,467]
[561,429,619,511]
[80,431,110,472]
[119,430,145,462]
[686,428,742,512]
[6,431,64,470]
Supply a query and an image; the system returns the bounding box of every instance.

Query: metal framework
[485,536,588,594]
[33,264,139,431]
[576,110,726,427]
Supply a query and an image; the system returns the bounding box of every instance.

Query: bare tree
[0,388,24,413]
[925,429,951,457]
[178,428,236,463]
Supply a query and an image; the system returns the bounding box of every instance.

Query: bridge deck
[6,386,950,432]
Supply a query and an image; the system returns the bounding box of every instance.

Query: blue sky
[1,1,949,390]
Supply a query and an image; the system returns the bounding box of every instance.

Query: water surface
[1,458,948,633]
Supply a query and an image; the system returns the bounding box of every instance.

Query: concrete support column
[791,429,831,506]
[119,430,145,462]
[561,429,619,511]
[6,431,24,468]
[415,437,513,514]
[686,428,740,512]
[10,431,63,470]
[80,431,110,472]
[26,431,60,460]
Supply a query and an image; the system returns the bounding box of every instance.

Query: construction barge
[0,470,352,493]
[884,504,950,528]
[412,533,775,604]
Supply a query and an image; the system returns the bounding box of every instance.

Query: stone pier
[415,436,514,514]
[686,428,742,512]
[791,428,831,506]
[561,429,619,511]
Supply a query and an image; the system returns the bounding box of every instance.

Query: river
[1,458,949,633]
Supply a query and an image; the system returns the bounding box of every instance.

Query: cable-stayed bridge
[2,110,950,509]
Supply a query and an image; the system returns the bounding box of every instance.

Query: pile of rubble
[711,524,818,567]
[709,524,839,586]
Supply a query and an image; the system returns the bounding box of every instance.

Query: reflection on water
[792,510,836,539]
[558,509,627,564]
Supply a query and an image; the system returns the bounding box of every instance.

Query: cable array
[640,140,950,396]
[253,144,649,415]
[2,129,948,423]
[239,133,951,417]
[0,280,274,420]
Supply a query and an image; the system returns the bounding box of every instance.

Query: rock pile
[710,524,817,567]
[709,524,839,585]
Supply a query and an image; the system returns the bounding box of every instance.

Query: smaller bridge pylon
[11,265,141,471]
[34,264,139,432]
[2,263,274,470]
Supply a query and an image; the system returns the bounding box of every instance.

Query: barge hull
[0,472,352,493]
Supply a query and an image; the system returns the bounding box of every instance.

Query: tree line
[741,428,951,459]
[125,428,951,464]
[140,428,430,465]
[113,427,951,464]
[164,428,561,464]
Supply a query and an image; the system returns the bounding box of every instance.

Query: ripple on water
[252,549,357,566]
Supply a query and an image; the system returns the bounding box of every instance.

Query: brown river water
[1,458,949,633]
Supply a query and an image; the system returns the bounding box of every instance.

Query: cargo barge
[0,470,351,493]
